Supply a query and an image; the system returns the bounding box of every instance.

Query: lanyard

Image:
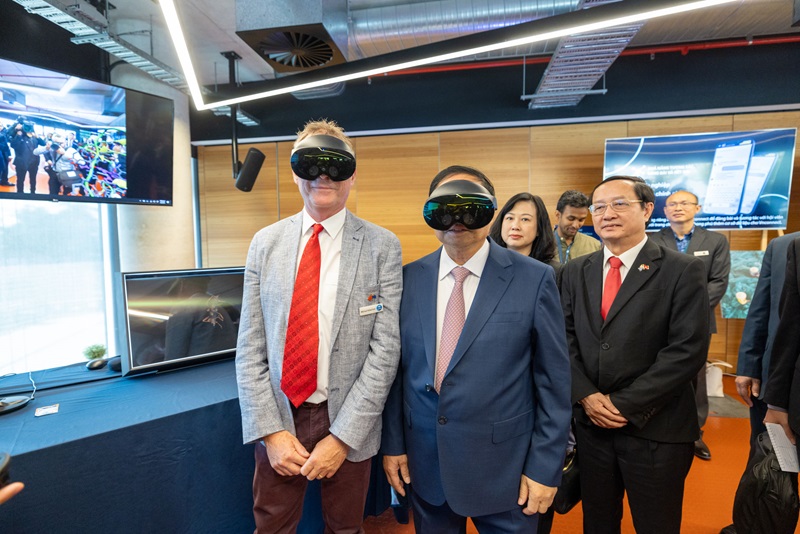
[555,230,573,264]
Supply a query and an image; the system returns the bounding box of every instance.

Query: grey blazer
[235,209,403,462]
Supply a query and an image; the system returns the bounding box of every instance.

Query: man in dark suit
[382,165,572,532]
[736,232,800,446]
[720,232,800,534]
[764,237,800,461]
[561,176,709,534]
[649,189,730,460]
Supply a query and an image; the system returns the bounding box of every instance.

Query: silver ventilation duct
[348,0,581,60]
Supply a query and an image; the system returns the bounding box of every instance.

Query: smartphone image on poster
[739,153,777,215]
[703,140,754,215]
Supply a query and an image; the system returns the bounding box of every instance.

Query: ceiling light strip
[159,0,736,111]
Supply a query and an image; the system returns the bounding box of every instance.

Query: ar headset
[423,179,497,230]
[290,134,356,181]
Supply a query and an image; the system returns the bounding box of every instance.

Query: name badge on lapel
[694,250,709,256]
[360,303,384,316]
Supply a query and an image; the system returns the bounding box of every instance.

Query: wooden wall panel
[439,128,530,210]
[356,133,441,264]
[277,141,304,220]
[530,122,628,217]
[197,143,278,268]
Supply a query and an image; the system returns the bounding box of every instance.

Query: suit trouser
[747,396,769,458]
[410,490,539,534]
[251,401,372,534]
[575,423,694,534]
[694,334,713,432]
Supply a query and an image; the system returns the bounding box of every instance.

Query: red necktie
[282,223,324,407]
[435,266,470,392]
[601,257,623,321]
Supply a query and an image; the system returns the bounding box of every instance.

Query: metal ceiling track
[523,0,644,109]
[11,0,190,91]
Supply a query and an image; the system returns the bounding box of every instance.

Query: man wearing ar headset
[236,119,402,533]
[382,166,572,532]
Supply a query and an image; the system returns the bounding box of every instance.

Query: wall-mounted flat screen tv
[604,128,796,230]
[120,268,244,376]
[0,56,173,205]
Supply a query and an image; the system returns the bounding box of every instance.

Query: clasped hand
[263,430,349,480]
[580,392,628,428]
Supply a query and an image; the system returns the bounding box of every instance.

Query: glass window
[0,200,107,375]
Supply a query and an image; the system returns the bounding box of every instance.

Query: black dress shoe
[720,524,736,534]
[694,438,712,460]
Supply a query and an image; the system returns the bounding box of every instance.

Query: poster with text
[604,129,796,231]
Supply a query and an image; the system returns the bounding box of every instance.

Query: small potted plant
[83,344,108,370]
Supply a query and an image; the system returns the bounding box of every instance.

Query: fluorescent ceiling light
[159,0,737,112]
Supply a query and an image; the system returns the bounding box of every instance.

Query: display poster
[604,129,796,231]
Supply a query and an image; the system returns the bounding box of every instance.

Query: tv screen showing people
[0,56,173,205]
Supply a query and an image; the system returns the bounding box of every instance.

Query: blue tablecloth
[0,359,391,533]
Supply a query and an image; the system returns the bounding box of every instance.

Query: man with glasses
[553,190,602,264]
[561,176,708,534]
[650,190,730,461]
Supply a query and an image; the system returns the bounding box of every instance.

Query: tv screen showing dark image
[121,267,244,376]
[0,56,174,205]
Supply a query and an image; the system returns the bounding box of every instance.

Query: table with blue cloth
[0,359,392,533]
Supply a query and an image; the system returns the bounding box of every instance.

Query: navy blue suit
[382,239,572,523]
[738,232,800,446]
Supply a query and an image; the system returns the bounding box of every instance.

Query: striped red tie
[282,223,324,407]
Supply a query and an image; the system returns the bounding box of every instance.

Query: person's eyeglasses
[665,201,698,209]
[588,199,644,215]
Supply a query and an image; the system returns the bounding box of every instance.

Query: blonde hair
[295,118,354,153]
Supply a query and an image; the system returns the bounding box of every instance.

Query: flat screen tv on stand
[0,56,174,206]
[120,267,245,376]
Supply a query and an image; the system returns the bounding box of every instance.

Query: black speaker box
[235,148,266,192]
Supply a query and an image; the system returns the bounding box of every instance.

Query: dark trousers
[0,158,9,185]
[695,364,709,431]
[694,335,713,433]
[47,167,60,195]
[410,490,539,533]
[252,402,372,534]
[748,396,769,459]
[575,423,694,534]
[15,160,39,194]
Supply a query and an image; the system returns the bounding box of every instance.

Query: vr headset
[423,179,497,230]
[290,134,356,182]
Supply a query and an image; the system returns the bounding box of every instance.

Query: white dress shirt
[435,239,491,382]
[297,208,346,403]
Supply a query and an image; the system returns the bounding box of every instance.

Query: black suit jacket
[561,239,709,443]
[764,238,800,433]
[649,226,730,333]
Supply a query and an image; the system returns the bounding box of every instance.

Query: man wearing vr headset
[382,165,572,532]
[236,119,402,533]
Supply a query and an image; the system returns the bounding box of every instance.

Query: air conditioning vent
[237,23,346,74]
[259,31,333,69]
